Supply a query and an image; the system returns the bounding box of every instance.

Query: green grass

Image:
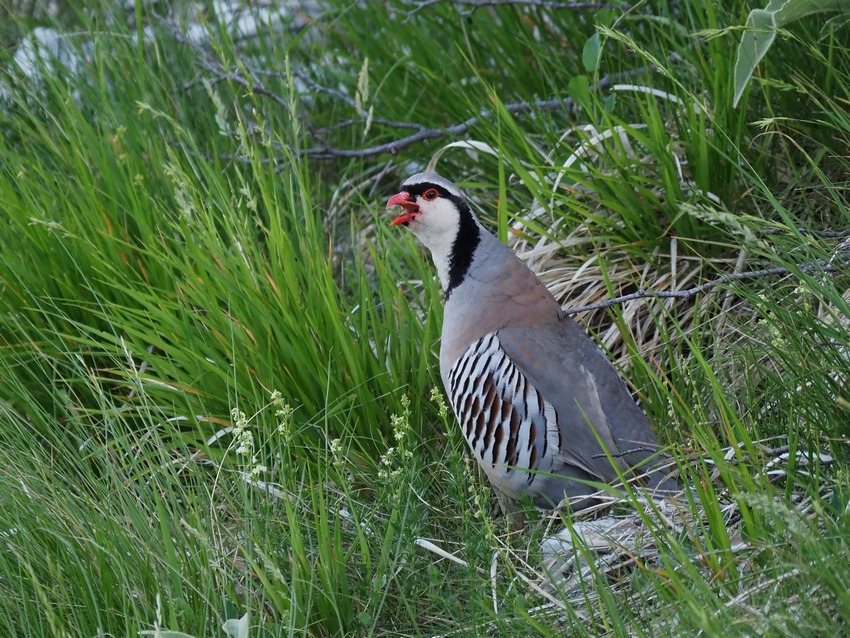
[0,0,848,636]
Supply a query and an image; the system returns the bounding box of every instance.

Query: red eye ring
[423,188,439,200]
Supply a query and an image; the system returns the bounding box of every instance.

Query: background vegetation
[0,0,848,636]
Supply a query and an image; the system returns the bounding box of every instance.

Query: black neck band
[446,202,480,299]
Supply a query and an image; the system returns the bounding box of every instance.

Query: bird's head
[386,172,481,294]
[386,172,474,252]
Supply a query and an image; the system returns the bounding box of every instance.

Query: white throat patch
[406,196,461,289]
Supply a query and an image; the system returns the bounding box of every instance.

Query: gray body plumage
[443,230,668,507]
[388,172,673,510]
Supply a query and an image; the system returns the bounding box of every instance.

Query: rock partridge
[387,172,675,512]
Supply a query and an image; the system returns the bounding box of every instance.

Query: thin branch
[290,69,430,132]
[730,444,835,468]
[165,23,290,111]
[295,64,666,161]
[563,251,850,315]
[165,14,677,164]
[590,446,663,460]
[369,158,397,197]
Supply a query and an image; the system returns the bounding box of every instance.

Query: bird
[386,171,676,513]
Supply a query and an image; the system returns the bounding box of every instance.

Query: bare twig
[368,158,397,197]
[563,251,850,315]
[165,14,678,164]
[165,21,290,111]
[729,444,835,469]
[590,446,662,460]
[293,63,667,161]
[290,69,429,131]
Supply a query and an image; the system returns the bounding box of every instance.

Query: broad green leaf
[582,32,602,74]
[567,74,591,106]
[222,613,250,638]
[733,0,850,107]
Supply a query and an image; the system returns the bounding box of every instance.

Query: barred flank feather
[448,333,561,494]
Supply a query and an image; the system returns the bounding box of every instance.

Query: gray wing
[495,314,664,484]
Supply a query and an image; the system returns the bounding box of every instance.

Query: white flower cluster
[230,408,255,456]
[378,396,414,482]
[229,404,271,479]
[429,387,449,420]
[329,437,345,471]
[270,389,294,439]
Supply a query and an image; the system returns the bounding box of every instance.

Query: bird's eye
[423,189,439,200]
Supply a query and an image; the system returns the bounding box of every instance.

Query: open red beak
[386,191,420,226]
